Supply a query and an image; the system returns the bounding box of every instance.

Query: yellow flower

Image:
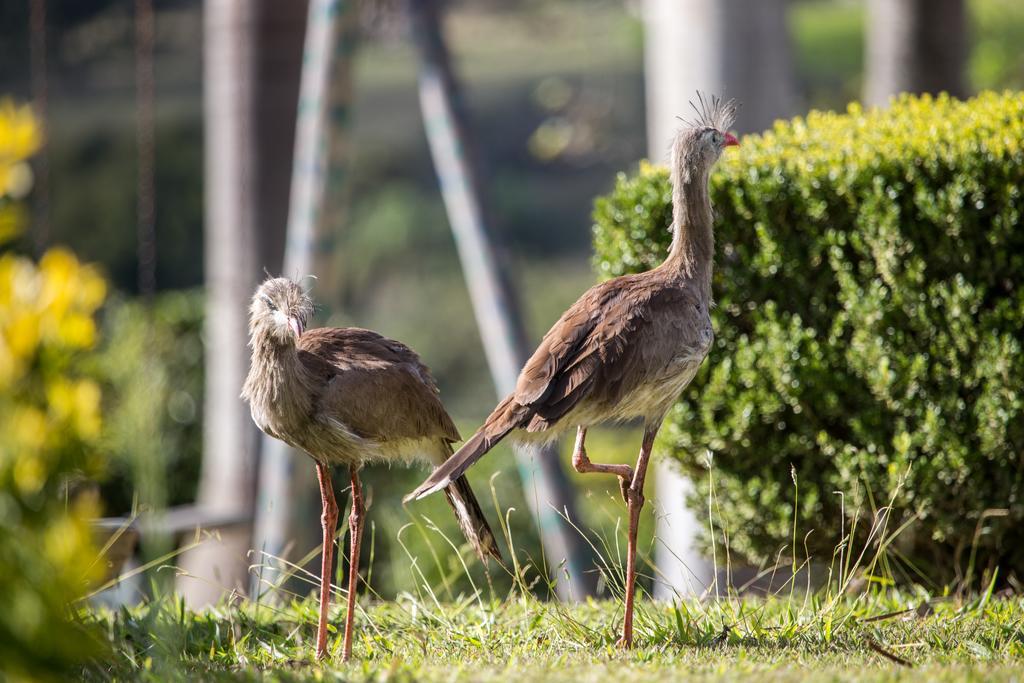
[13,452,46,495]
[4,161,34,199]
[0,101,40,213]
[46,377,77,421]
[78,267,107,313]
[5,310,40,361]
[72,379,102,439]
[40,248,79,317]
[0,100,41,166]
[57,313,96,349]
[44,504,101,583]
[0,346,15,387]
[11,405,47,454]
[0,205,25,243]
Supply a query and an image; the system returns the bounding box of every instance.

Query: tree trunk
[642,0,799,599]
[177,0,261,607]
[409,0,597,601]
[865,0,968,106]
[255,1,311,274]
[644,0,798,154]
[178,0,306,608]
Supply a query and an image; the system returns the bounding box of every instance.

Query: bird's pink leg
[341,465,365,662]
[617,426,658,649]
[315,463,339,661]
[571,426,634,503]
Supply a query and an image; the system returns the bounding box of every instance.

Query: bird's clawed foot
[571,436,634,504]
[624,484,644,511]
[570,441,589,471]
[615,635,634,650]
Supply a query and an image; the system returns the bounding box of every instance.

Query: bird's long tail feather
[442,475,504,565]
[405,423,513,502]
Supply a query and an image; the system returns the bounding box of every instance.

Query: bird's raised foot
[570,443,591,472]
[571,444,634,503]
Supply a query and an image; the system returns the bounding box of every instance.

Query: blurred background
[1,0,1022,610]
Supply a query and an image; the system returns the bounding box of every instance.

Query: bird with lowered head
[242,277,502,661]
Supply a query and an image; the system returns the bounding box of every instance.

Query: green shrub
[592,91,1024,586]
[95,290,204,519]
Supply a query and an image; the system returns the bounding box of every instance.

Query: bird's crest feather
[677,91,738,131]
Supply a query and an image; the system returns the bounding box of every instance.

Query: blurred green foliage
[94,290,204,517]
[593,91,1024,587]
[970,0,1024,90]
[790,0,1024,109]
[790,0,865,109]
[0,101,106,679]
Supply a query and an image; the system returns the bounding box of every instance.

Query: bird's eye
[260,294,276,310]
[712,131,723,144]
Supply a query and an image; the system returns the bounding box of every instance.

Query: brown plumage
[409,94,739,648]
[242,278,500,662]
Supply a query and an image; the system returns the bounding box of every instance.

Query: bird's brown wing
[504,274,682,431]
[297,327,460,443]
[406,276,687,500]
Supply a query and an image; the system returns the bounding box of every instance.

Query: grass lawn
[84,591,1024,681]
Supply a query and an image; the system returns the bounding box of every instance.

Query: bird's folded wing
[497,275,674,432]
[406,277,687,500]
[298,327,460,443]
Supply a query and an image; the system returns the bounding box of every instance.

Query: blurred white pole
[642,0,798,599]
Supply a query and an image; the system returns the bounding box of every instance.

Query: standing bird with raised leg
[242,277,502,661]
[408,94,738,648]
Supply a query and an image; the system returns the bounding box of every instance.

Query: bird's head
[249,277,314,346]
[671,93,739,182]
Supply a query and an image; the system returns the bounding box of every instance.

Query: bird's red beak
[288,317,304,339]
[724,132,740,148]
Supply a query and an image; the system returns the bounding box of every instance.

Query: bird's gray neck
[243,335,313,427]
[665,166,714,299]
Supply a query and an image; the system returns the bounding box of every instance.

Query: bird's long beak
[724,132,740,148]
[288,317,304,339]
